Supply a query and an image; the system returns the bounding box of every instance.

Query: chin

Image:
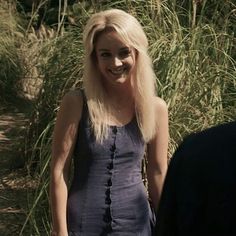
[102,73,131,86]
[112,76,130,84]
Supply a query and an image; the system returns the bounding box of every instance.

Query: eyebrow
[98,47,130,52]
[98,49,110,52]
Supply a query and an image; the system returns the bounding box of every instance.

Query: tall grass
[0,1,24,102]
[148,1,236,153]
[17,0,236,234]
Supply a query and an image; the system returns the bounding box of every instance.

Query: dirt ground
[0,99,37,235]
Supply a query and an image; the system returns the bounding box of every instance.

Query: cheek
[95,57,102,68]
[128,57,136,70]
[98,60,105,68]
[97,60,107,74]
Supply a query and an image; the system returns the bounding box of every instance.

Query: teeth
[110,68,124,75]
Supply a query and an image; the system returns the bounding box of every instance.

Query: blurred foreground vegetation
[0,0,235,234]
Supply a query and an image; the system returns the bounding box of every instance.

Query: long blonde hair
[83,9,157,143]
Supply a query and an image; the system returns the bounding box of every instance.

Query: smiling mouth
[109,67,126,75]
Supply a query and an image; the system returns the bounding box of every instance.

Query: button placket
[103,126,118,227]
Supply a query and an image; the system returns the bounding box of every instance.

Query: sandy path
[0,100,36,235]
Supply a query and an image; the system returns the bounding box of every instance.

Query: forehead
[95,29,129,50]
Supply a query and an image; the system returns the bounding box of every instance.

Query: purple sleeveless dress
[67,94,156,236]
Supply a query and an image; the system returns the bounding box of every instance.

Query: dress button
[105,207,111,215]
[107,179,112,186]
[110,144,116,152]
[107,162,113,170]
[105,197,111,204]
[105,188,110,195]
[112,126,117,134]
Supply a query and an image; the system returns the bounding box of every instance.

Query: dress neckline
[81,90,136,129]
[107,116,136,129]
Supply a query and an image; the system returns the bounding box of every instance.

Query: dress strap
[80,89,86,100]
[79,89,89,122]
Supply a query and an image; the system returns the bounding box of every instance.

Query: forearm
[50,171,69,235]
[147,168,166,212]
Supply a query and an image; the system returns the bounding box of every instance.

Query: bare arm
[50,91,82,236]
[147,97,169,212]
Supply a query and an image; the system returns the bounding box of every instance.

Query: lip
[109,67,126,76]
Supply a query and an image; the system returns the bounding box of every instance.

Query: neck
[104,82,133,102]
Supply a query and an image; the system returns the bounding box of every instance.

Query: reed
[0,1,24,102]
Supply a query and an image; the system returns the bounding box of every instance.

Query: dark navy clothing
[155,121,236,236]
[67,98,155,235]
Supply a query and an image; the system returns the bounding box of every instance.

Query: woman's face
[94,29,136,87]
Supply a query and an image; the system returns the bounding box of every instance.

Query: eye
[119,49,131,58]
[100,52,111,58]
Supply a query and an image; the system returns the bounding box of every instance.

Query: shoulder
[60,89,83,108]
[153,97,168,113]
[180,121,236,155]
[152,97,168,126]
[62,89,83,102]
[57,89,84,119]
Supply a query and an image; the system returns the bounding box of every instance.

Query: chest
[74,115,145,162]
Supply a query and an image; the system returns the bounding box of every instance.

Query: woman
[50,9,169,236]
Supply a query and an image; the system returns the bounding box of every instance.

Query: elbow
[147,161,167,176]
[50,163,70,186]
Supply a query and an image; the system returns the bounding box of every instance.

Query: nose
[112,56,122,67]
